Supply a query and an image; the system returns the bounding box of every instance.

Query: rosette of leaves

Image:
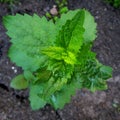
[3,9,112,110]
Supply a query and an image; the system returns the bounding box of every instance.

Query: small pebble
[11,66,15,70]
[50,5,58,16]
[11,66,17,73]
[95,16,99,19]
[14,69,17,73]
[104,8,107,11]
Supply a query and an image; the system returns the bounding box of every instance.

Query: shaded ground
[0,0,120,119]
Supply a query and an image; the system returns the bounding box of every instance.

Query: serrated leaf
[29,84,46,110]
[83,10,97,42]
[62,51,77,65]
[77,43,96,65]
[10,74,28,90]
[75,60,112,92]
[67,10,85,53]
[42,46,65,60]
[56,10,85,54]
[3,14,57,71]
[34,68,52,84]
[100,66,112,75]
[55,10,79,30]
[42,46,77,65]
[50,78,81,109]
[56,9,97,43]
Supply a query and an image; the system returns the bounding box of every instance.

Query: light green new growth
[3,9,112,110]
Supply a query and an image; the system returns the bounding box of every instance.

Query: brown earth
[0,0,120,120]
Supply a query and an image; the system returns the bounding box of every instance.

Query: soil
[0,0,120,120]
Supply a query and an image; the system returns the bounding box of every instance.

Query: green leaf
[75,60,112,92]
[3,14,57,71]
[59,7,68,14]
[55,10,79,30]
[56,9,97,43]
[10,74,28,90]
[24,70,36,82]
[29,77,68,110]
[62,51,77,65]
[83,10,97,42]
[56,10,85,54]
[99,65,112,80]
[29,84,46,110]
[42,46,77,65]
[34,68,52,84]
[100,66,112,75]
[77,43,96,65]
[42,46,65,60]
[47,78,67,97]
[50,78,81,109]
[67,10,85,53]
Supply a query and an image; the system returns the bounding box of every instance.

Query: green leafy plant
[105,0,120,8]
[55,0,68,14]
[3,9,112,110]
[46,0,68,21]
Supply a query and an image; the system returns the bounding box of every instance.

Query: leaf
[83,10,97,42]
[29,84,46,110]
[56,9,97,43]
[55,10,79,30]
[62,51,77,65]
[29,77,67,110]
[59,7,68,14]
[42,46,65,60]
[99,65,113,80]
[34,68,52,84]
[10,74,28,90]
[77,43,96,65]
[24,70,36,82]
[8,45,46,72]
[42,46,77,65]
[67,10,85,53]
[3,14,57,71]
[50,78,81,109]
[56,10,85,54]
[45,77,68,98]
[75,60,112,92]
[100,66,112,75]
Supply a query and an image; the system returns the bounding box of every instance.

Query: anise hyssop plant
[3,9,112,110]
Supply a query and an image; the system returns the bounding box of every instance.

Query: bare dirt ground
[0,0,120,119]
